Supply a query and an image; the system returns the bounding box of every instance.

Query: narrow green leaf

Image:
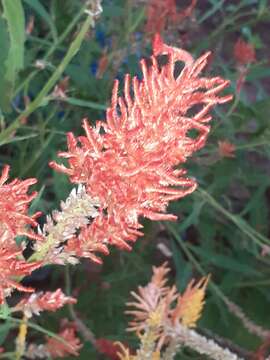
[0,17,11,111]
[190,245,261,276]
[1,0,25,111]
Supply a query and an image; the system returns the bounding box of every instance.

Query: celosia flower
[234,38,256,65]
[0,165,42,242]
[125,263,210,356]
[126,264,208,331]
[50,35,232,258]
[14,289,76,318]
[218,140,236,158]
[0,247,42,304]
[125,263,178,333]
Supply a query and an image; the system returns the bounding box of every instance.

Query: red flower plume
[0,165,42,242]
[50,35,232,253]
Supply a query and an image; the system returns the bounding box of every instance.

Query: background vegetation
[0,0,270,358]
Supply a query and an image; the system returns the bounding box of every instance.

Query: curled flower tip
[0,165,43,241]
[171,275,209,327]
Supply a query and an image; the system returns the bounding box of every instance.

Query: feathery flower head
[0,165,42,242]
[51,35,232,254]
[126,263,209,332]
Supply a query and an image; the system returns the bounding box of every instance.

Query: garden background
[0,0,270,359]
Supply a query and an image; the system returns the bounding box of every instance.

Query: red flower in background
[218,140,236,158]
[45,323,82,358]
[50,34,232,257]
[96,338,129,360]
[145,0,197,34]
[234,38,256,65]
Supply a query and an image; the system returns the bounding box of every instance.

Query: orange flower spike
[0,165,43,242]
[234,38,256,65]
[51,36,232,253]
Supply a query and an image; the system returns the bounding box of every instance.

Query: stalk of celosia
[42,34,233,265]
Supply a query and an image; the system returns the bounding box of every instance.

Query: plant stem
[0,12,93,146]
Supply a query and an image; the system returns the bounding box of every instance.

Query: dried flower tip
[171,276,209,327]
[14,289,76,318]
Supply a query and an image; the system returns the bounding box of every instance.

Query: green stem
[0,14,93,146]
[1,316,71,347]
[15,4,87,96]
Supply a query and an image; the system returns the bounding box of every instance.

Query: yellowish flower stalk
[15,315,28,360]
[224,295,270,339]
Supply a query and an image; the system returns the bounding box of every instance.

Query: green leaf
[0,303,11,320]
[189,245,261,276]
[0,322,13,346]
[0,0,25,112]
[0,17,10,111]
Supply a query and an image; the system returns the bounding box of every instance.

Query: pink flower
[50,35,232,257]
